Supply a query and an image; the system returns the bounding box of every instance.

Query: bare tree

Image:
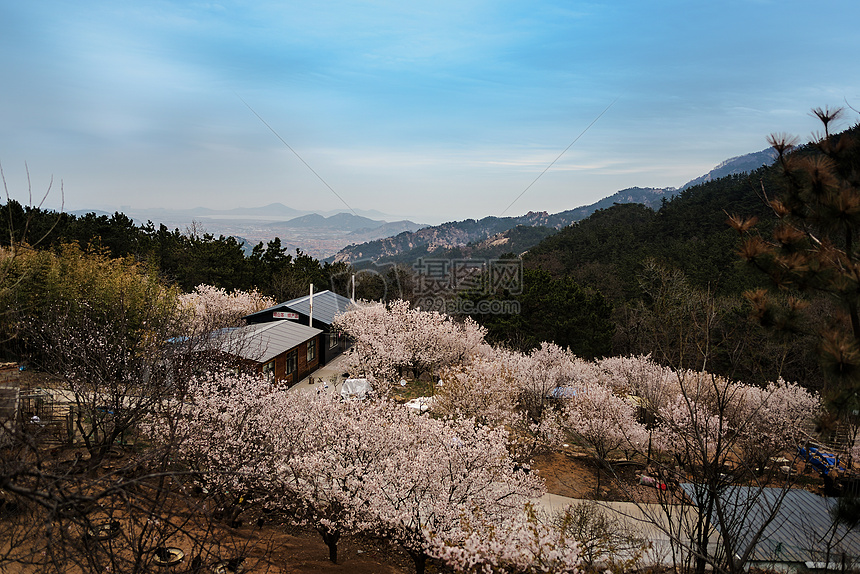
[0,162,64,344]
[607,368,817,574]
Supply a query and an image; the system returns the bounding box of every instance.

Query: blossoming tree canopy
[179,284,275,331]
[332,299,488,385]
[363,412,546,573]
[156,370,554,570]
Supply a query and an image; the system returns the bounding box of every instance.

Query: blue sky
[2,1,859,223]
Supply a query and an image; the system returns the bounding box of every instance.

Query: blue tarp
[798,445,845,476]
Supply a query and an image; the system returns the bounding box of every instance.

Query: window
[286,350,298,375]
[262,361,274,380]
[307,338,316,362]
[329,331,339,349]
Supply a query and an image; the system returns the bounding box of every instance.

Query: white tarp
[340,378,372,400]
[405,396,434,414]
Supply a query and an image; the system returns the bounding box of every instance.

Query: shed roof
[0,384,19,445]
[0,365,20,445]
[219,320,322,364]
[680,484,860,565]
[244,289,353,326]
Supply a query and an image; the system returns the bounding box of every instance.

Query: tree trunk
[408,549,427,574]
[695,490,715,574]
[316,527,340,563]
[849,299,860,343]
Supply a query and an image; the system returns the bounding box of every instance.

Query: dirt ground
[532,448,670,504]
[206,525,414,574]
[531,446,830,504]
[532,449,599,499]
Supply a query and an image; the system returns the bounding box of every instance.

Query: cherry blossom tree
[159,369,550,570]
[435,347,523,427]
[593,354,680,461]
[159,320,821,574]
[266,397,404,563]
[732,378,820,474]
[436,342,620,460]
[652,372,818,477]
[427,504,582,574]
[333,299,489,390]
[642,370,819,574]
[155,372,380,562]
[150,371,280,494]
[559,380,649,493]
[178,284,275,332]
[333,299,406,383]
[365,415,546,574]
[513,342,591,424]
[517,354,819,574]
[405,305,487,377]
[596,354,679,418]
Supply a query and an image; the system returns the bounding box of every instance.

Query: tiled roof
[245,289,354,326]
[680,484,860,565]
[220,320,322,364]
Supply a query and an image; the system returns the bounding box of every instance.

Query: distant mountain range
[267,212,421,234]
[73,203,395,222]
[331,212,565,264]
[680,147,777,190]
[328,147,778,264]
[68,146,777,263]
[65,204,429,260]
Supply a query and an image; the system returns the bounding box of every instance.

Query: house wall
[257,335,322,387]
[275,354,285,380]
[321,330,345,365]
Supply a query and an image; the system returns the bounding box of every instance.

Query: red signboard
[273,311,299,320]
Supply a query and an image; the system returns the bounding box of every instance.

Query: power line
[500,95,620,217]
[236,94,359,217]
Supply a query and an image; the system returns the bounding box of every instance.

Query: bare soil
[532,448,668,504]
[207,525,414,574]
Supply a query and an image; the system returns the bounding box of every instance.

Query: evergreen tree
[732,107,860,400]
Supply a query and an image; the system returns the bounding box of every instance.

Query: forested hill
[0,205,351,300]
[524,163,783,301]
[330,211,568,264]
[372,224,559,266]
[530,122,860,303]
[330,147,779,265]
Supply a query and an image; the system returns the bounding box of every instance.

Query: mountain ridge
[66,147,778,263]
[327,147,779,264]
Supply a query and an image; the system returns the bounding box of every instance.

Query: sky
[2,1,860,224]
